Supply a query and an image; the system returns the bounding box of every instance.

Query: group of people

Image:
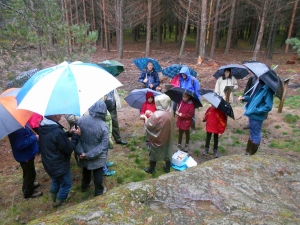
[137,61,274,172]
[7,60,274,207]
[8,88,127,207]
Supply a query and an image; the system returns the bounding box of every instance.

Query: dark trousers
[20,157,36,198]
[82,167,104,196]
[205,132,219,150]
[178,129,190,145]
[109,107,122,142]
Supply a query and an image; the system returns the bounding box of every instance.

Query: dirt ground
[1,40,300,223]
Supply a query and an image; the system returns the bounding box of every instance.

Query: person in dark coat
[138,61,160,91]
[202,105,227,158]
[105,90,127,145]
[8,125,43,199]
[75,100,109,196]
[39,115,80,207]
[175,93,195,153]
[144,94,174,174]
[238,79,274,155]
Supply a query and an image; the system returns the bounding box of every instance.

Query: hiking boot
[50,193,57,202]
[144,161,156,174]
[33,181,40,189]
[203,148,209,156]
[25,190,43,199]
[53,194,71,208]
[103,170,115,176]
[213,149,219,158]
[183,144,189,153]
[245,139,251,155]
[106,161,114,167]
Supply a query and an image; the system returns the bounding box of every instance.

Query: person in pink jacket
[175,93,195,153]
[202,105,227,158]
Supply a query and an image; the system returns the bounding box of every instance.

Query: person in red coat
[140,92,156,149]
[202,105,227,158]
[175,93,195,152]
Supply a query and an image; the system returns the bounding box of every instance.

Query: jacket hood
[89,100,107,120]
[155,94,172,112]
[179,66,191,77]
[146,91,154,100]
[39,117,62,134]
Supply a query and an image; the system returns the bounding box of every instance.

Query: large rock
[29,155,300,224]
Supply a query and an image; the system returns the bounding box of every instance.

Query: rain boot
[53,199,64,208]
[249,141,260,155]
[144,161,156,174]
[50,193,57,203]
[177,144,182,151]
[203,148,209,156]
[164,161,171,173]
[245,139,251,155]
[213,149,219,158]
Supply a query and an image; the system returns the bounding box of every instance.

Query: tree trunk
[102,0,109,51]
[252,0,268,61]
[195,7,201,54]
[224,0,236,54]
[118,0,124,59]
[206,0,213,46]
[145,0,152,57]
[198,0,207,58]
[285,0,298,53]
[75,0,79,24]
[91,0,96,30]
[179,0,192,57]
[210,0,220,58]
[64,0,72,56]
[83,0,87,24]
[265,0,279,59]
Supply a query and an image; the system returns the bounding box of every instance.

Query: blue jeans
[50,169,72,200]
[249,118,263,144]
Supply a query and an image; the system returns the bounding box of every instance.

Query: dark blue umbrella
[213,64,249,80]
[6,69,40,89]
[162,64,197,78]
[199,89,234,119]
[165,87,202,108]
[132,57,162,72]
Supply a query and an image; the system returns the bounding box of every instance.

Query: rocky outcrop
[29,155,300,225]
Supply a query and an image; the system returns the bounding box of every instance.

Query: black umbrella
[213,64,249,80]
[199,89,235,119]
[165,87,202,108]
[243,62,283,100]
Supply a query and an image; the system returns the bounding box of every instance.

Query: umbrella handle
[26,124,37,135]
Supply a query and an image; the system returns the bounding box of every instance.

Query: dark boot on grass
[203,148,209,156]
[164,161,171,173]
[213,149,219,158]
[245,139,251,155]
[249,141,260,155]
[144,161,156,174]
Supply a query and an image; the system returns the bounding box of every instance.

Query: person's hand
[35,135,39,141]
[178,113,182,117]
[143,78,148,83]
[73,126,81,136]
[238,96,245,101]
[218,133,222,137]
[149,83,153,88]
[79,153,86,159]
[140,115,147,120]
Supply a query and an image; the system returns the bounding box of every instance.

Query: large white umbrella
[16,61,123,116]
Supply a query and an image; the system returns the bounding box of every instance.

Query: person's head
[145,92,154,103]
[147,62,154,71]
[224,69,231,78]
[89,100,107,120]
[179,66,191,79]
[155,94,172,112]
[182,93,191,102]
[46,114,62,122]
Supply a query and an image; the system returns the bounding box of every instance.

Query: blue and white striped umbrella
[16,61,123,116]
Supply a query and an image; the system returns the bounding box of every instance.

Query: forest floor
[1,40,300,224]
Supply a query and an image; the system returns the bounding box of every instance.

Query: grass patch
[274,125,281,129]
[282,132,289,135]
[284,113,300,123]
[232,128,247,135]
[269,139,300,152]
[282,96,300,109]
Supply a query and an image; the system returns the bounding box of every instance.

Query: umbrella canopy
[6,69,40,89]
[243,62,283,100]
[0,88,34,140]
[165,87,202,108]
[199,89,234,119]
[132,57,162,72]
[162,64,197,78]
[213,64,249,79]
[124,88,162,109]
[97,60,124,76]
[16,61,123,116]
